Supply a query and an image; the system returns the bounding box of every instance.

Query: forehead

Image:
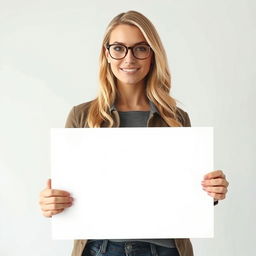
[109,24,147,45]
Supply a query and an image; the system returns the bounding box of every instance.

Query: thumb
[46,178,52,189]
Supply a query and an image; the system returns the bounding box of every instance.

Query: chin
[117,75,146,85]
[119,79,143,85]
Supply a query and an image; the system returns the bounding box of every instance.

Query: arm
[65,106,78,128]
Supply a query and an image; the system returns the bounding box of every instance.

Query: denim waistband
[86,240,158,256]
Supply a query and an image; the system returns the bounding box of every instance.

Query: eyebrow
[111,41,148,46]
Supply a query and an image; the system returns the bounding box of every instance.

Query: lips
[120,68,140,73]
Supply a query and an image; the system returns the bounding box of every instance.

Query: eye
[135,45,148,52]
[112,45,125,52]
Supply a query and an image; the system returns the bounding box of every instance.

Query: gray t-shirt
[118,110,150,127]
[89,110,176,248]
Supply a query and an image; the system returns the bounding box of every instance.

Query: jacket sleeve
[183,111,191,127]
[65,106,78,128]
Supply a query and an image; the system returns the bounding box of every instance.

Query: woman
[39,10,229,256]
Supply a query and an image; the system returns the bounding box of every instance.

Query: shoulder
[73,100,94,115]
[175,107,191,127]
[65,100,94,128]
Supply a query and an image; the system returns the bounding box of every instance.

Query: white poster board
[51,127,214,239]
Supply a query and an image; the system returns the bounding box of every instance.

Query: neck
[115,81,150,111]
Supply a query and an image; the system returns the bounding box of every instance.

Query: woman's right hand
[39,178,73,217]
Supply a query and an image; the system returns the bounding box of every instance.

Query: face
[105,24,153,87]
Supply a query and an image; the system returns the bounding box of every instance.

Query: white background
[0,0,255,255]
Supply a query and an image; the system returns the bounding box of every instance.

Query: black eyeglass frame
[106,43,152,60]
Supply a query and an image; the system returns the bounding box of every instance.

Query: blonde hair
[87,10,182,127]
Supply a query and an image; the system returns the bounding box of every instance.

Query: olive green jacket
[65,100,194,256]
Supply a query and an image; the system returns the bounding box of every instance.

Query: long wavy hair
[87,10,182,127]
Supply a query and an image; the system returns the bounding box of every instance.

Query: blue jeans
[82,240,180,256]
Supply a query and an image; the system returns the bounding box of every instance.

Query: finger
[43,189,70,197]
[43,209,64,218]
[41,196,73,205]
[41,202,72,211]
[203,170,225,180]
[206,192,226,200]
[203,170,225,179]
[47,178,52,189]
[201,178,228,186]
[203,186,228,194]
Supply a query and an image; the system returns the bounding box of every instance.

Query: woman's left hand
[201,170,229,202]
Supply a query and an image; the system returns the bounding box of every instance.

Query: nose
[124,48,136,63]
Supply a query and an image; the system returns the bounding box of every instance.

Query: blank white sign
[51,127,213,239]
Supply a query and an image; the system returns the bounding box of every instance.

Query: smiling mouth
[120,68,140,73]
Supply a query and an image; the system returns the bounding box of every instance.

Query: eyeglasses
[106,43,151,60]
